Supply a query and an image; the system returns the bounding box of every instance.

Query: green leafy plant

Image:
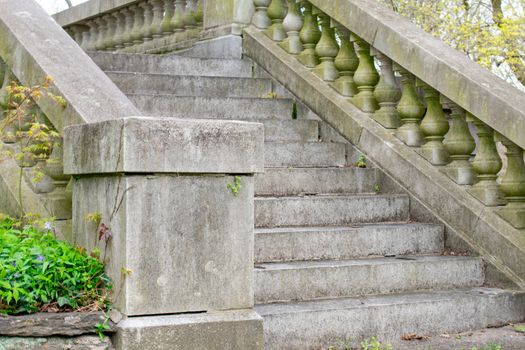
[0,217,112,315]
[374,184,381,194]
[466,343,503,350]
[227,176,242,196]
[356,154,367,168]
[514,325,525,333]
[292,101,298,119]
[361,337,392,350]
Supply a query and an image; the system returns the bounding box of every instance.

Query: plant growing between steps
[0,76,66,218]
[356,154,368,168]
[227,176,242,196]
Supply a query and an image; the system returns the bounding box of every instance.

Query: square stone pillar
[64,117,264,350]
[204,0,255,35]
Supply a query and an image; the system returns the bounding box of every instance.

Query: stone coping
[64,117,265,175]
[0,312,116,337]
[243,27,525,289]
[0,0,140,130]
[53,0,141,27]
[309,0,525,150]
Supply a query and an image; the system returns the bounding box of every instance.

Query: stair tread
[255,193,409,200]
[254,255,478,271]
[255,287,522,314]
[254,222,443,234]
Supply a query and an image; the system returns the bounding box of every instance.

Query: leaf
[57,296,70,307]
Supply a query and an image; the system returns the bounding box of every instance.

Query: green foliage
[465,343,502,350]
[227,176,242,196]
[292,101,298,119]
[513,324,525,333]
[356,154,368,168]
[0,217,111,315]
[361,337,393,350]
[374,184,381,194]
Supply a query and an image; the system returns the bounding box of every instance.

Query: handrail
[309,0,525,151]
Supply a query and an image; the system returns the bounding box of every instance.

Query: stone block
[113,310,263,350]
[72,174,255,316]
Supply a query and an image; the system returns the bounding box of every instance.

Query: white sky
[35,0,89,14]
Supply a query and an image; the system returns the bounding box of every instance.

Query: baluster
[184,0,198,29]
[351,37,379,113]
[103,14,117,50]
[161,0,175,36]
[94,17,107,51]
[150,0,165,38]
[442,99,476,185]
[121,8,135,47]
[265,0,287,41]
[172,0,186,33]
[0,60,5,88]
[42,141,72,219]
[312,12,339,82]
[332,26,358,97]
[297,2,320,68]
[279,0,303,55]
[253,0,271,29]
[130,5,145,45]
[417,81,450,165]
[69,25,85,45]
[394,66,425,147]
[0,72,18,144]
[494,134,525,228]
[80,25,91,50]
[372,51,401,128]
[85,20,98,50]
[140,1,154,41]
[113,12,126,49]
[467,116,506,206]
[194,0,203,25]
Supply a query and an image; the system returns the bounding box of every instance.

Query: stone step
[254,223,445,263]
[106,72,274,98]
[255,167,380,196]
[129,94,318,121]
[262,120,319,142]
[90,51,261,78]
[254,256,483,303]
[264,142,346,168]
[255,288,525,350]
[254,194,410,228]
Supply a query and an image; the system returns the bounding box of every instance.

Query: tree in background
[378,0,525,89]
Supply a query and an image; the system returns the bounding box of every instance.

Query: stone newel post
[64,117,264,350]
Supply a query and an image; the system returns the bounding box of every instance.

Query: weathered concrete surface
[0,312,114,336]
[53,0,140,26]
[255,168,380,196]
[177,35,244,59]
[113,310,263,350]
[264,142,346,167]
[72,175,256,316]
[106,72,272,98]
[129,95,319,121]
[307,0,525,150]
[63,117,264,175]
[0,0,139,130]
[261,120,319,142]
[254,194,409,227]
[91,52,262,78]
[0,335,113,350]
[255,256,483,303]
[254,223,444,262]
[256,288,525,350]
[243,27,525,289]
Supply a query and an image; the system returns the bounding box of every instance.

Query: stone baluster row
[65,0,203,52]
[252,0,525,229]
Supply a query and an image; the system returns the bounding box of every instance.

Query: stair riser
[255,257,483,303]
[254,224,444,263]
[257,292,525,350]
[255,168,379,196]
[264,143,345,168]
[255,195,409,227]
[129,95,318,121]
[262,120,319,142]
[91,52,259,78]
[108,73,273,98]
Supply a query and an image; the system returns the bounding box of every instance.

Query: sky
[35,0,88,14]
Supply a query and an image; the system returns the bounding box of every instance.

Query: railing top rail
[53,0,142,27]
[0,0,140,130]
[309,0,525,149]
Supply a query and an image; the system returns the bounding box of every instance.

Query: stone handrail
[248,0,525,231]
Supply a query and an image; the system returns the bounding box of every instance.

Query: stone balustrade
[251,0,525,229]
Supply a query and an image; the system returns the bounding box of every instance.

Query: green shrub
[0,217,111,314]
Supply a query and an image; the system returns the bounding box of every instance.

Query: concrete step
[262,120,319,142]
[255,167,380,196]
[255,288,525,350]
[90,51,262,78]
[255,256,483,303]
[254,223,445,263]
[106,72,274,98]
[264,142,346,167]
[128,94,318,121]
[254,194,410,228]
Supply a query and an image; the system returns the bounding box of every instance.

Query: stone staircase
[92,51,525,349]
